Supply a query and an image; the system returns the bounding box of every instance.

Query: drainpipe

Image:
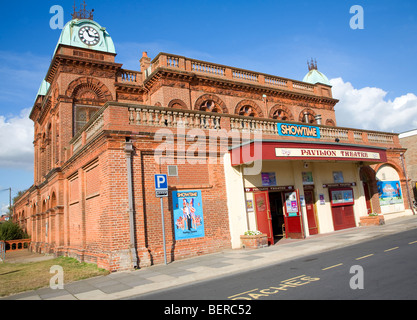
[400,152,416,215]
[124,138,139,268]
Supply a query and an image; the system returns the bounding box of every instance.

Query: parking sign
[155,174,168,198]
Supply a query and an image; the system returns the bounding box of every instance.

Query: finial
[307,58,318,71]
[72,1,94,20]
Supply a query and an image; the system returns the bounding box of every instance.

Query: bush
[0,221,29,241]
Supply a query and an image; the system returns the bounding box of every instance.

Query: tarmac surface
[2,213,417,300]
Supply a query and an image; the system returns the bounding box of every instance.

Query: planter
[240,234,268,249]
[359,215,385,226]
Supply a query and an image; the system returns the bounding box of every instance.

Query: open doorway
[269,192,285,243]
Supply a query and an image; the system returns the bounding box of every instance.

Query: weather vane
[72,1,94,20]
[307,58,318,71]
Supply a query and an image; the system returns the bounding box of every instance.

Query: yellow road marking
[384,247,399,252]
[409,241,417,245]
[355,254,374,260]
[322,263,343,271]
[228,289,259,299]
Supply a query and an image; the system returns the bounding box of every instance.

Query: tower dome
[303,59,330,86]
[53,18,116,56]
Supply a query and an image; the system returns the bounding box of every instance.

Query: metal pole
[161,197,167,265]
[9,188,11,217]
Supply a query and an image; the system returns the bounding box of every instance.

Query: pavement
[2,213,417,300]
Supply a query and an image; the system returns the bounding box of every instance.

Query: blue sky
[0,0,417,213]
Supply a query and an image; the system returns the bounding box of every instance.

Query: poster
[333,171,344,183]
[285,191,298,216]
[261,172,276,186]
[302,172,314,185]
[172,190,205,240]
[330,189,353,205]
[377,181,403,206]
[319,194,325,205]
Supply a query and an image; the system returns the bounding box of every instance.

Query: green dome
[303,69,330,86]
[37,80,50,97]
[53,19,116,55]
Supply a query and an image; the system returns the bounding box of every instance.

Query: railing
[71,103,400,156]
[124,104,398,146]
[149,53,332,97]
[232,69,258,82]
[3,239,31,251]
[128,107,222,130]
[117,69,141,84]
[72,112,105,152]
[192,61,225,76]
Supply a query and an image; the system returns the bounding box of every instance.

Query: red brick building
[399,129,417,202]
[13,13,413,271]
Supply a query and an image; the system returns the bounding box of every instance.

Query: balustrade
[118,69,140,84]
[72,102,398,156]
[192,61,225,76]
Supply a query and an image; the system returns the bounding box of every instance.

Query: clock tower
[31,3,121,185]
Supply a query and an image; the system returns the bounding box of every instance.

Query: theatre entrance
[269,192,285,243]
[254,189,304,244]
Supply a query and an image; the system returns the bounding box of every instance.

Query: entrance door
[283,190,305,239]
[304,190,318,235]
[269,192,285,239]
[253,191,273,244]
[329,188,356,231]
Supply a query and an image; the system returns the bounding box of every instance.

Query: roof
[303,69,331,86]
[53,19,116,55]
[399,129,417,139]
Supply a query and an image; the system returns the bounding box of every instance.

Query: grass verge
[0,257,110,297]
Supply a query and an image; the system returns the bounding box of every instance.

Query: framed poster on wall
[261,172,277,186]
[172,190,205,240]
[329,188,354,206]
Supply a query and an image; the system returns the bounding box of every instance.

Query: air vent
[168,165,178,177]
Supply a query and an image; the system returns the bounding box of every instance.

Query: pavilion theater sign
[275,148,381,160]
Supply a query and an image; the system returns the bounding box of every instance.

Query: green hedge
[0,221,29,241]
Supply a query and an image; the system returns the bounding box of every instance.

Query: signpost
[155,174,168,265]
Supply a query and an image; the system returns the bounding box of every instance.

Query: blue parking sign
[155,174,168,197]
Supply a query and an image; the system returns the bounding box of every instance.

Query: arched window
[299,109,316,124]
[272,109,290,121]
[238,105,258,117]
[200,100,222,113]
[325,119,336,127]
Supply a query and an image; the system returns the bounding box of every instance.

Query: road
[128,228,417,300]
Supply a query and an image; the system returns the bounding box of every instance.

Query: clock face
[78,26,100,46]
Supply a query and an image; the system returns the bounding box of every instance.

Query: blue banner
[277,123,321,139]
[377,180,403,206]
[172,190,205,240]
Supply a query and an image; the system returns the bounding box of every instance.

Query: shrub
[0,221,29,241]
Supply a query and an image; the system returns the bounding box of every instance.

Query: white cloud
[0,203,9,215]
[330,78,417,133]
[0,108,34,170]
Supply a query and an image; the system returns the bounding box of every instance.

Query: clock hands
[79,27,99,45]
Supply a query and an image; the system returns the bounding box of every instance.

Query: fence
[0,241,5,262]
[3,239,31,252]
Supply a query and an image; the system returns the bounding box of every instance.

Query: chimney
[140,51,151,74]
